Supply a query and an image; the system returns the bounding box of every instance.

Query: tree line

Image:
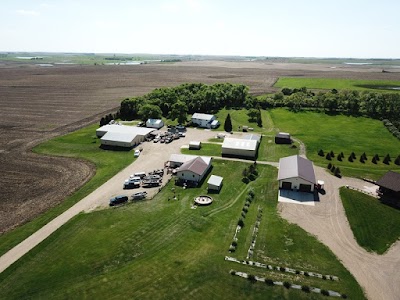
[118,82,249,122]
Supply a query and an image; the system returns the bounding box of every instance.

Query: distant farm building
[96,124,155,148]
[376,171,400,206]
[169,154,212,168]
[146,118,164,129]
[189,141,201,150]
[221,135,261,159]
[207,175,223,192]
[191,113,219,129]
[278,155,316,192]
[275,132,292,144]
[176,156,212,183]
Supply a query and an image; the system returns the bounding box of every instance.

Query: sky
[1,0,399,58]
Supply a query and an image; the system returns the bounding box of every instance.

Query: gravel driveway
[279,166,400,300]
[0,128,217,273]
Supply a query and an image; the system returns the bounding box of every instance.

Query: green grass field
[274,77,400,92]
[0,161,365,299]
[0,124,136,257]
[181,143,222,157]
[340,188,400,254]
[215,108,271,133]
[268,109,400,179]
[257,135,299,161]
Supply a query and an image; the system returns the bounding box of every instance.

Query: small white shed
[189,141,201,150]
[146,119,164,129]
[207,175,223,192]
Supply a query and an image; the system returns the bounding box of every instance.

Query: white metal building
[146,119,164,129]
[191,113,219,128]
[176,156,212,183]
[207,175,223,191]
[278,155,316,192]
[96,124,155,148]
[221,137,259,159]
[189,141,201,150]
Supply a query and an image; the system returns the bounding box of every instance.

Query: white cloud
[16,10,40,16]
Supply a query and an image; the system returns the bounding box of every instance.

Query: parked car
[132,191,147,200]
[109,195,128,206]
[134,149,141,157]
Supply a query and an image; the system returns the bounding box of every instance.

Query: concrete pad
[278,189,315,206]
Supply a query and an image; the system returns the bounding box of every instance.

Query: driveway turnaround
[279,166,400,300]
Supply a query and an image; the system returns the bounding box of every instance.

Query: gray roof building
[278,155,316,184]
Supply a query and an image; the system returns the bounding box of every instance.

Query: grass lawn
[0,161,365,299]
[275,77,400,92]
[340,188,400,254]
[181,143,222,157]
[268,108,400,179]
[257,135,299,162]
[0,124,136,257]
[215,108,270,133]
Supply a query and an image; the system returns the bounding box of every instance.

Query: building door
[281,181,292,190]
[299,184,312,192]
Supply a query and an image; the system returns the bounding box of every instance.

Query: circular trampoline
[194,195,213,206]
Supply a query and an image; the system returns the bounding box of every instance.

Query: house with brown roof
[278,155,316,192]
[176,156,212,184]
[376,171,400,203]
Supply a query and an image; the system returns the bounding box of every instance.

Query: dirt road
[0,128,216,274]
[279,166,400,300]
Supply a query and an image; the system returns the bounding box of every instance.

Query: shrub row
[229,269,346,298]
[383,119,400,140]
[320,150,400,166]
[242,163,258,184]
[247,207,263,259]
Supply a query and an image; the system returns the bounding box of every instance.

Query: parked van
[134,172,146,179]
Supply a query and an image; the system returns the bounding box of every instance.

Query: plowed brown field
[1,60,399,233]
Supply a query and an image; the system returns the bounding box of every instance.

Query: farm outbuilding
[96,124,155,148]
[376,171,400,204]
[189,141,201,150]
[275,132,292,144]
[191,113,219,129]
[146,119,164,129]
[176,156,212,183]
[221,137,259,159]
[207,175,223,192]
[278,155,316,192]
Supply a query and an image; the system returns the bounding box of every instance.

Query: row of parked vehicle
[109,191,148,206]
[123,169,165,189]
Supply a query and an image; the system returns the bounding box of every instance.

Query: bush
[265,279,274,286]
[248,173,256,181]
[241,211,246,218]
[374,154,380,161]
[351,152,356,159]
[242,177,250,184]
[242,207,248,213]
[348,155,353,162]
[372,156,377,164]
[304,272,309,277]
[279,266,286,272]
[248,188,255,198]
[232,241,238,247]
[230,269,236,275]
[326,153,331,160]
[321,289,329,296]
[301,285,310,293]
[247,274,257,283]
[322,275,327,280]
[337,155,342,161]
[395,155,400,166]
[295,270,300,275]
[327,163,332,169]
[318,149,324,156]
[341,294,348,299]
[283,281,291,289]
[229,245,236,252]
[330,150,335,158]
[238,218,244,227]
[383,154,391,164]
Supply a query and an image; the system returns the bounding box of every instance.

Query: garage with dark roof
[278,155,316,192]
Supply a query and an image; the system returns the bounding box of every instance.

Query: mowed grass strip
[340,187,400,254]
[268,108,400,179]
[257,135,299,162]
[275,77,400,91]
[0,124,136,257]
[0,161,365,299]
[215,108,269,133]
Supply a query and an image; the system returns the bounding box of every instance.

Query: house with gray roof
[376,171,400,203]
[278,155,316,192]
[176,156,212,183]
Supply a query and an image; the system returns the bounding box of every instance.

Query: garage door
[299,184,312,192]
[281,181,292,190]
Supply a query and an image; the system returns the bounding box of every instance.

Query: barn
[96,124,155,148]
[278,155,316,192]
[191,113,219,129]
[146,118,164,129]
[275,132,292,144]
[176,156,212,183]
[221,137,259,159]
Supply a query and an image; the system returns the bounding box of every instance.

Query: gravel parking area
[0,127,217,273]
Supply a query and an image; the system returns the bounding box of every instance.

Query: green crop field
[340,188,400,254]
[0,124,136,257]
[268,109,400,179]
[0,161,364,299]
[275,77,400,92]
